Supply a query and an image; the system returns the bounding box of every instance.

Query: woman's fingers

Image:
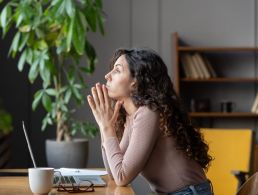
[102,84,111,107]
[91,87,100,107]
[96,83,105,107]
[87,95,96,110]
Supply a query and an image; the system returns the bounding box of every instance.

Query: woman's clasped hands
[87,83,123,137]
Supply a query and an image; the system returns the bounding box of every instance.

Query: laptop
[22,121,106,187]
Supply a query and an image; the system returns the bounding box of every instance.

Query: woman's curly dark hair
[109,48,212,171]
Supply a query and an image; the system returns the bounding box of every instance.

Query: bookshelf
[172,32,258,119]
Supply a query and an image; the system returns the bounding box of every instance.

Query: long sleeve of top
[101,122,130,180]
[103,106,160,186]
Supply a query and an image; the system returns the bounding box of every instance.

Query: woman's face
[105,55,136,100]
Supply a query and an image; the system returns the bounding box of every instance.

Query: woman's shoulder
[133,105,159,120]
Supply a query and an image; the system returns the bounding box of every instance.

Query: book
[251,93,258,113]
[192,54,205,78]
[180,54,191,78]
[195,53,211,78]
[202,55,217,77]
[185,53,199,78]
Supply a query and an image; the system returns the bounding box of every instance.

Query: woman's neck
[121,97,138,117]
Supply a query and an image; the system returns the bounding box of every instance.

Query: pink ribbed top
[102,106,207,194]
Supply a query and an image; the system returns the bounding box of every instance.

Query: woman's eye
[114,69,120,73]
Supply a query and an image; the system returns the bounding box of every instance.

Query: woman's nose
[105,72,111,80]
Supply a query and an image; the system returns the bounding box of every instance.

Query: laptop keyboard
[54,176,76,184]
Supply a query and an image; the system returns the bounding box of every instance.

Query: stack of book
[180,52,217,79]
[251,93,258,113]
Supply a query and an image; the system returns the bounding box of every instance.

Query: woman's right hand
[87,83,123,135]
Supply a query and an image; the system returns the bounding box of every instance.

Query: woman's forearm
[101,126,117,141]
[101,145,114,179]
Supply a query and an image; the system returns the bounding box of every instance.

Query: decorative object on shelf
[190,98,210,112]
[0,0,105,168]
[220,101,236,113]
[0,99,13,168]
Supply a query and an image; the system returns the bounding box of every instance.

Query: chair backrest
[201,128,254,195]
[237,172,258,195]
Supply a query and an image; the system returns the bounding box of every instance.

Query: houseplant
[0,100,13,168]
[0,0,104,167]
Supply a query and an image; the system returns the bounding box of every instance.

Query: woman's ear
[130,79,137,89]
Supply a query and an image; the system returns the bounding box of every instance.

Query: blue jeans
[167,180,213,195]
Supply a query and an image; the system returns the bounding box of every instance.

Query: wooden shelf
[181,78,258,83]
[190,112,258,118]
[178,46,258,52]
[173,32,258,125]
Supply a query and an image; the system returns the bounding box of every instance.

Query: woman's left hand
[87,83,123,137]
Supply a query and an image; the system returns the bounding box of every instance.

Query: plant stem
[55,54,72,142]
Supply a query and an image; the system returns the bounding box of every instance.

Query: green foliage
[0,0,104,140]
[0,110,13,135]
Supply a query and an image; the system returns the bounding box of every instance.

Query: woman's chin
[107,91,124,101]
[107,91,117,99]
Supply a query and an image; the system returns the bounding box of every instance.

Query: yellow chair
[201,128,255,195]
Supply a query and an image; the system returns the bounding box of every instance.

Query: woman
[87,48,213,195]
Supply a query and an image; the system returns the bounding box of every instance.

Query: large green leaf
[19,25,31,32]
[72,86,82,102]
[50,0,61,7]
[85,6,96,32]
[65,0,74,18]
[72,12,85,55]
[16,11,24,27]
[41,113,52,131]
[35,40,48,50]
[26,48,33,64]
[8,32,21,57]
[66,17,74,52]
[42,93,52,112]
[45,88,57,96]
[18,49,27,71]
[64,89,72,103]
[56,0,66,16]
[82,39,96,73]
[45,59,57,76]
[18,33,29,51]
[28,59,39,83]
[40,65,50,88]
[2,20,12,38]
[1,4,11,28]
[32,90,43,111]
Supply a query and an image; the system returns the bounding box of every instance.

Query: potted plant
[0,100,13,168]
[0,0,104,168]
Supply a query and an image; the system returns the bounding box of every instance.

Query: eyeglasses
[57,181,94,193]
[54,171,95,193]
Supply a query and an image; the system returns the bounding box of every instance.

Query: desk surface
[0,169,135,195]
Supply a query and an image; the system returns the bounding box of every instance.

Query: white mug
[28,167,54,195]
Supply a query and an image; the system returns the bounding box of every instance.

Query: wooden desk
[0,169,135,195]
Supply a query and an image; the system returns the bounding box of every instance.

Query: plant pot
[46,139,89,168]
[0,133,12,168]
